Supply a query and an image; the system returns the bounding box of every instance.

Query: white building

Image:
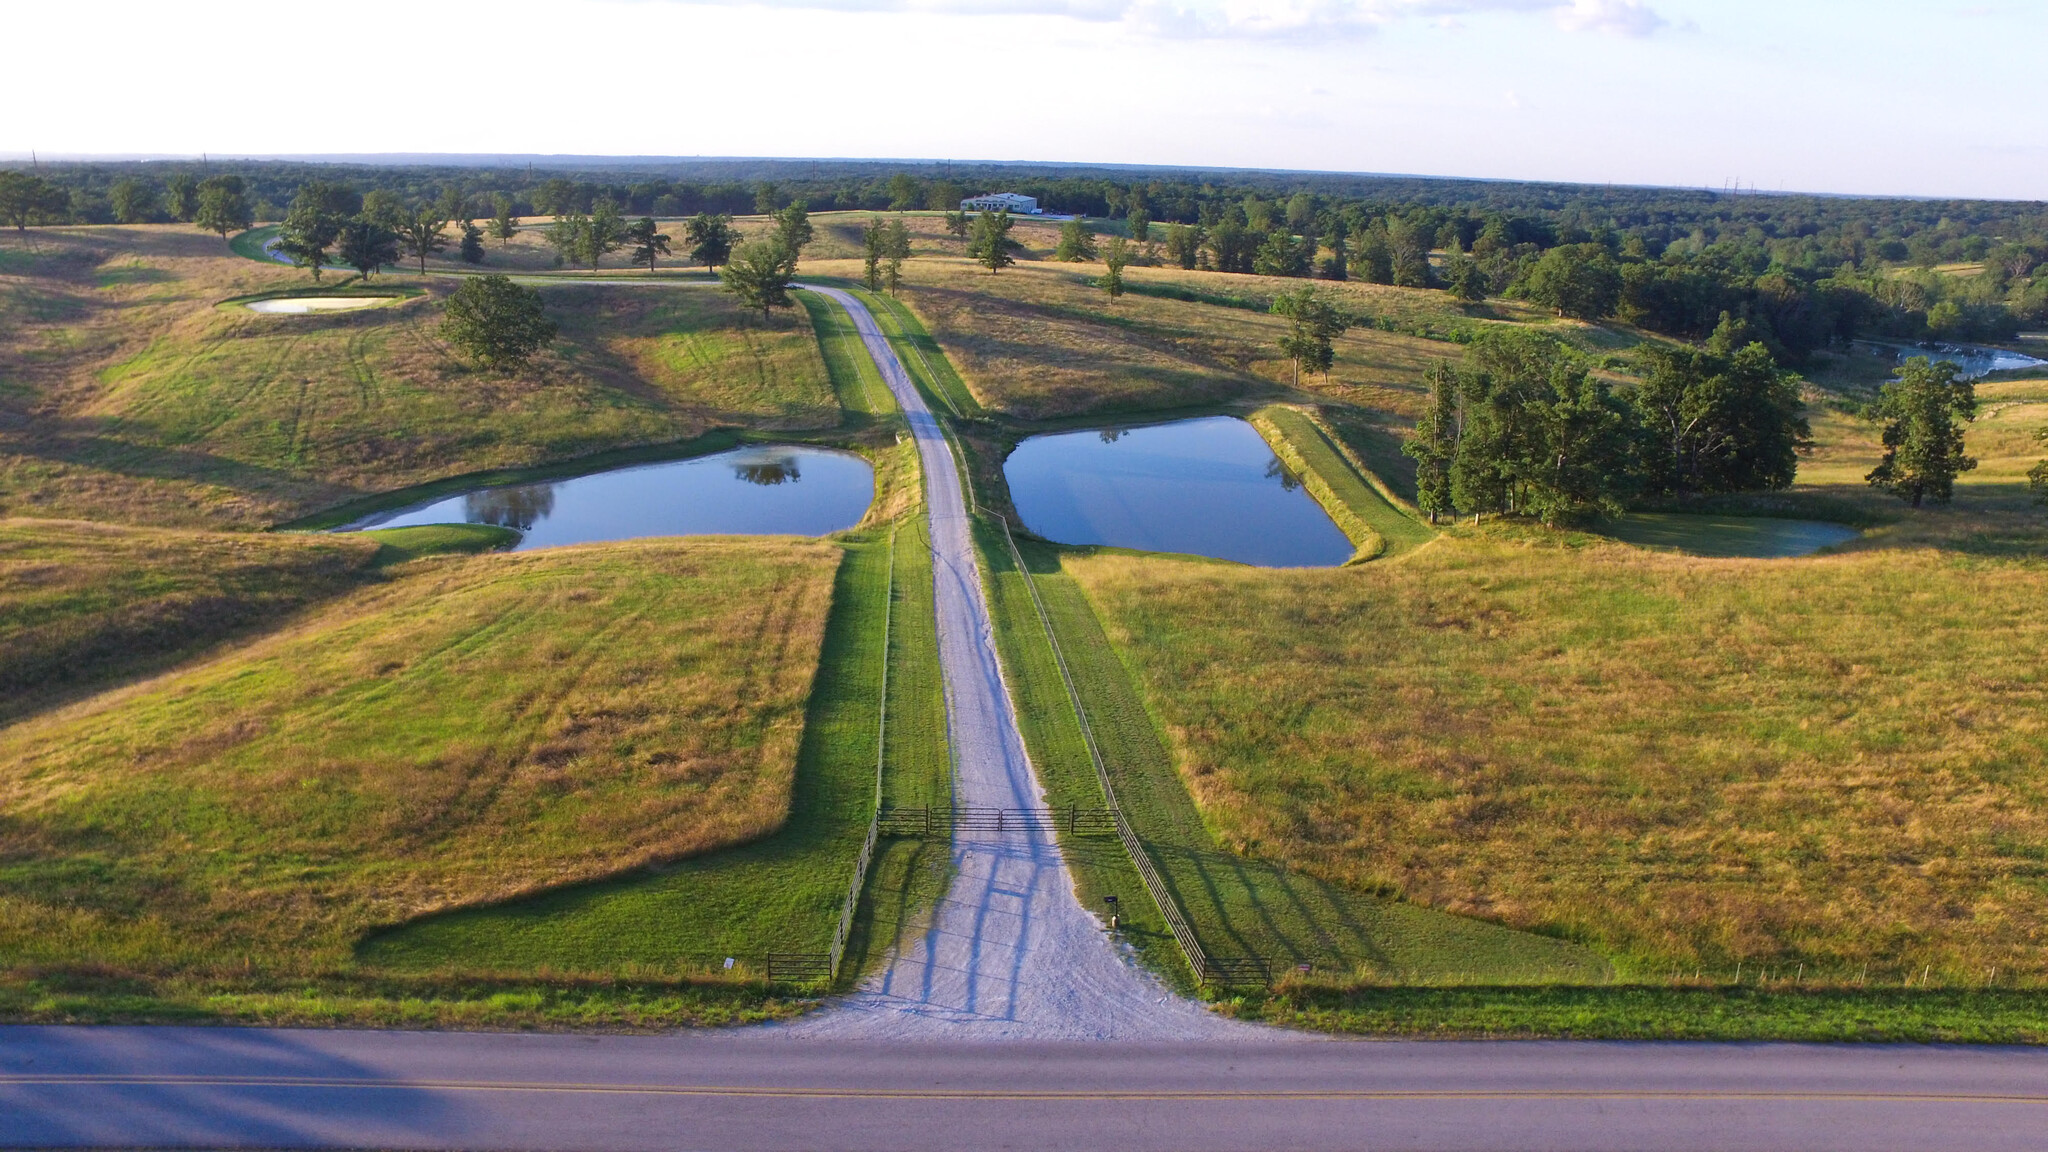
[960,192,1041,215]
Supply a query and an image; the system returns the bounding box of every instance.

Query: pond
[1003,415,1354,567]
[1597,513,1859,558]
[246,296,397,313]
[1872,340,2048,379]
[343,445,873,550]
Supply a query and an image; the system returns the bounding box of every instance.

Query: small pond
[1871,340,2048,379]
[1004,415,1354,567]
[1598,513,1859,558]
[246,296,397,313]
[343,445,873,550]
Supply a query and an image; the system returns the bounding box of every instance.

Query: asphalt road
[784,287,1247,1039]
[8,1027,2048,1151]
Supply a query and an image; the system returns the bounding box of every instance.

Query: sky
[6,0,2044,200]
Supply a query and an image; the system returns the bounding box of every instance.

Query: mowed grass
[359,533,893,978]
[0,537,839,988]
[1064,534,2048,985]
[1250,405,1436,560]
[0,227,834,528]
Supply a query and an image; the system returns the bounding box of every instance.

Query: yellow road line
[4,1077,2047,1104]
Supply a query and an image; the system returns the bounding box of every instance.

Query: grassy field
[981,522,1611,990]
[1065,531,2048,986]
[0,226,837,529]
[0,536,840,1022]
[0,518,513,725]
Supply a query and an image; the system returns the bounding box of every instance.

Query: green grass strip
[854,288,983,418]
[798,291,893,417]
[1243,985,2048,1043]
[1251,405,1435,560]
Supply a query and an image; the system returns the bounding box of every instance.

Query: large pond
[344,445,873,550]
[1004,416,1354,567]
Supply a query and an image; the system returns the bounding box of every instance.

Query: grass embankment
[0,536,840,1026]
[978,523,1608,991]
[0,226,835,528]
[0,518,510,724]
[1248,405,1435,561]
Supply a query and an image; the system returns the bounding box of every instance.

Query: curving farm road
[780,286,1256,1040]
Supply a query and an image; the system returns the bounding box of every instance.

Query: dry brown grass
[0,226,833,528]
[0,535,839,976]
[1067,534,2048,981]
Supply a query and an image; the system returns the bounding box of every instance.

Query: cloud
[1552,0,1665,36]
[648,0,1671,41]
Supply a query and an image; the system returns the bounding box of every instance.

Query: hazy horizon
[7,1,2043,201]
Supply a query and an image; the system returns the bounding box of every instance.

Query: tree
[489,194,519,247]
[886,172,922,211]
[753,182,781,215]
[1350,220,1394,284]
[1387,217,1434,288]
[1865,357,1977,507]
[398,208,449,274]
[459,220,487,264]
[547,213,587,268]
[1270,284,1349,386]
[578,199,627,269]
[969,210,1017,274]
[276,183,354,280]
[881,217,911,293]
[625,216,671,271]
[1253,229,1311,277]
[1164,222,1202,270]
[358,189,406,231]
[1101,236,1130,302]
[1054,217,1098,262]
[192,177,252,241]
[1404,361,1459,522]
[1448,330,1635,525]
[438,185,470,226]
[167,173,199,222]
[441,275,557,370]
[1443,250,1487,302]
[861,217,887,291]
[1524,243,1622,320]
[720,239,796,321]
[1127,206,1151,244]
[943,210,971,239]
[337,216,401,279]
[772,201,812,270]
[0,171,69,232]
[1319,215,1349,281]
[686,213,735,271]
[110,179,159,224]
[1630,333,1808,496]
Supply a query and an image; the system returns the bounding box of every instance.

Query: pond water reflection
[1003,415,1354,567]
[345,445,872,550]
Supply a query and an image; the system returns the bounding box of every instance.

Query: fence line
[878,804,1117,837]
[824,525,896,984]
[991,514,1247,986]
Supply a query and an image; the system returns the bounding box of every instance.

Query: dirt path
[774,287,1271,1040]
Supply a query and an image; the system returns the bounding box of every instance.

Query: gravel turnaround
[779,287,1268,1041]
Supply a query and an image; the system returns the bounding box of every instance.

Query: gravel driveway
[775,288,1273,1041]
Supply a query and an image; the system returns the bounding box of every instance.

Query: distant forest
[9,157,2046,358]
